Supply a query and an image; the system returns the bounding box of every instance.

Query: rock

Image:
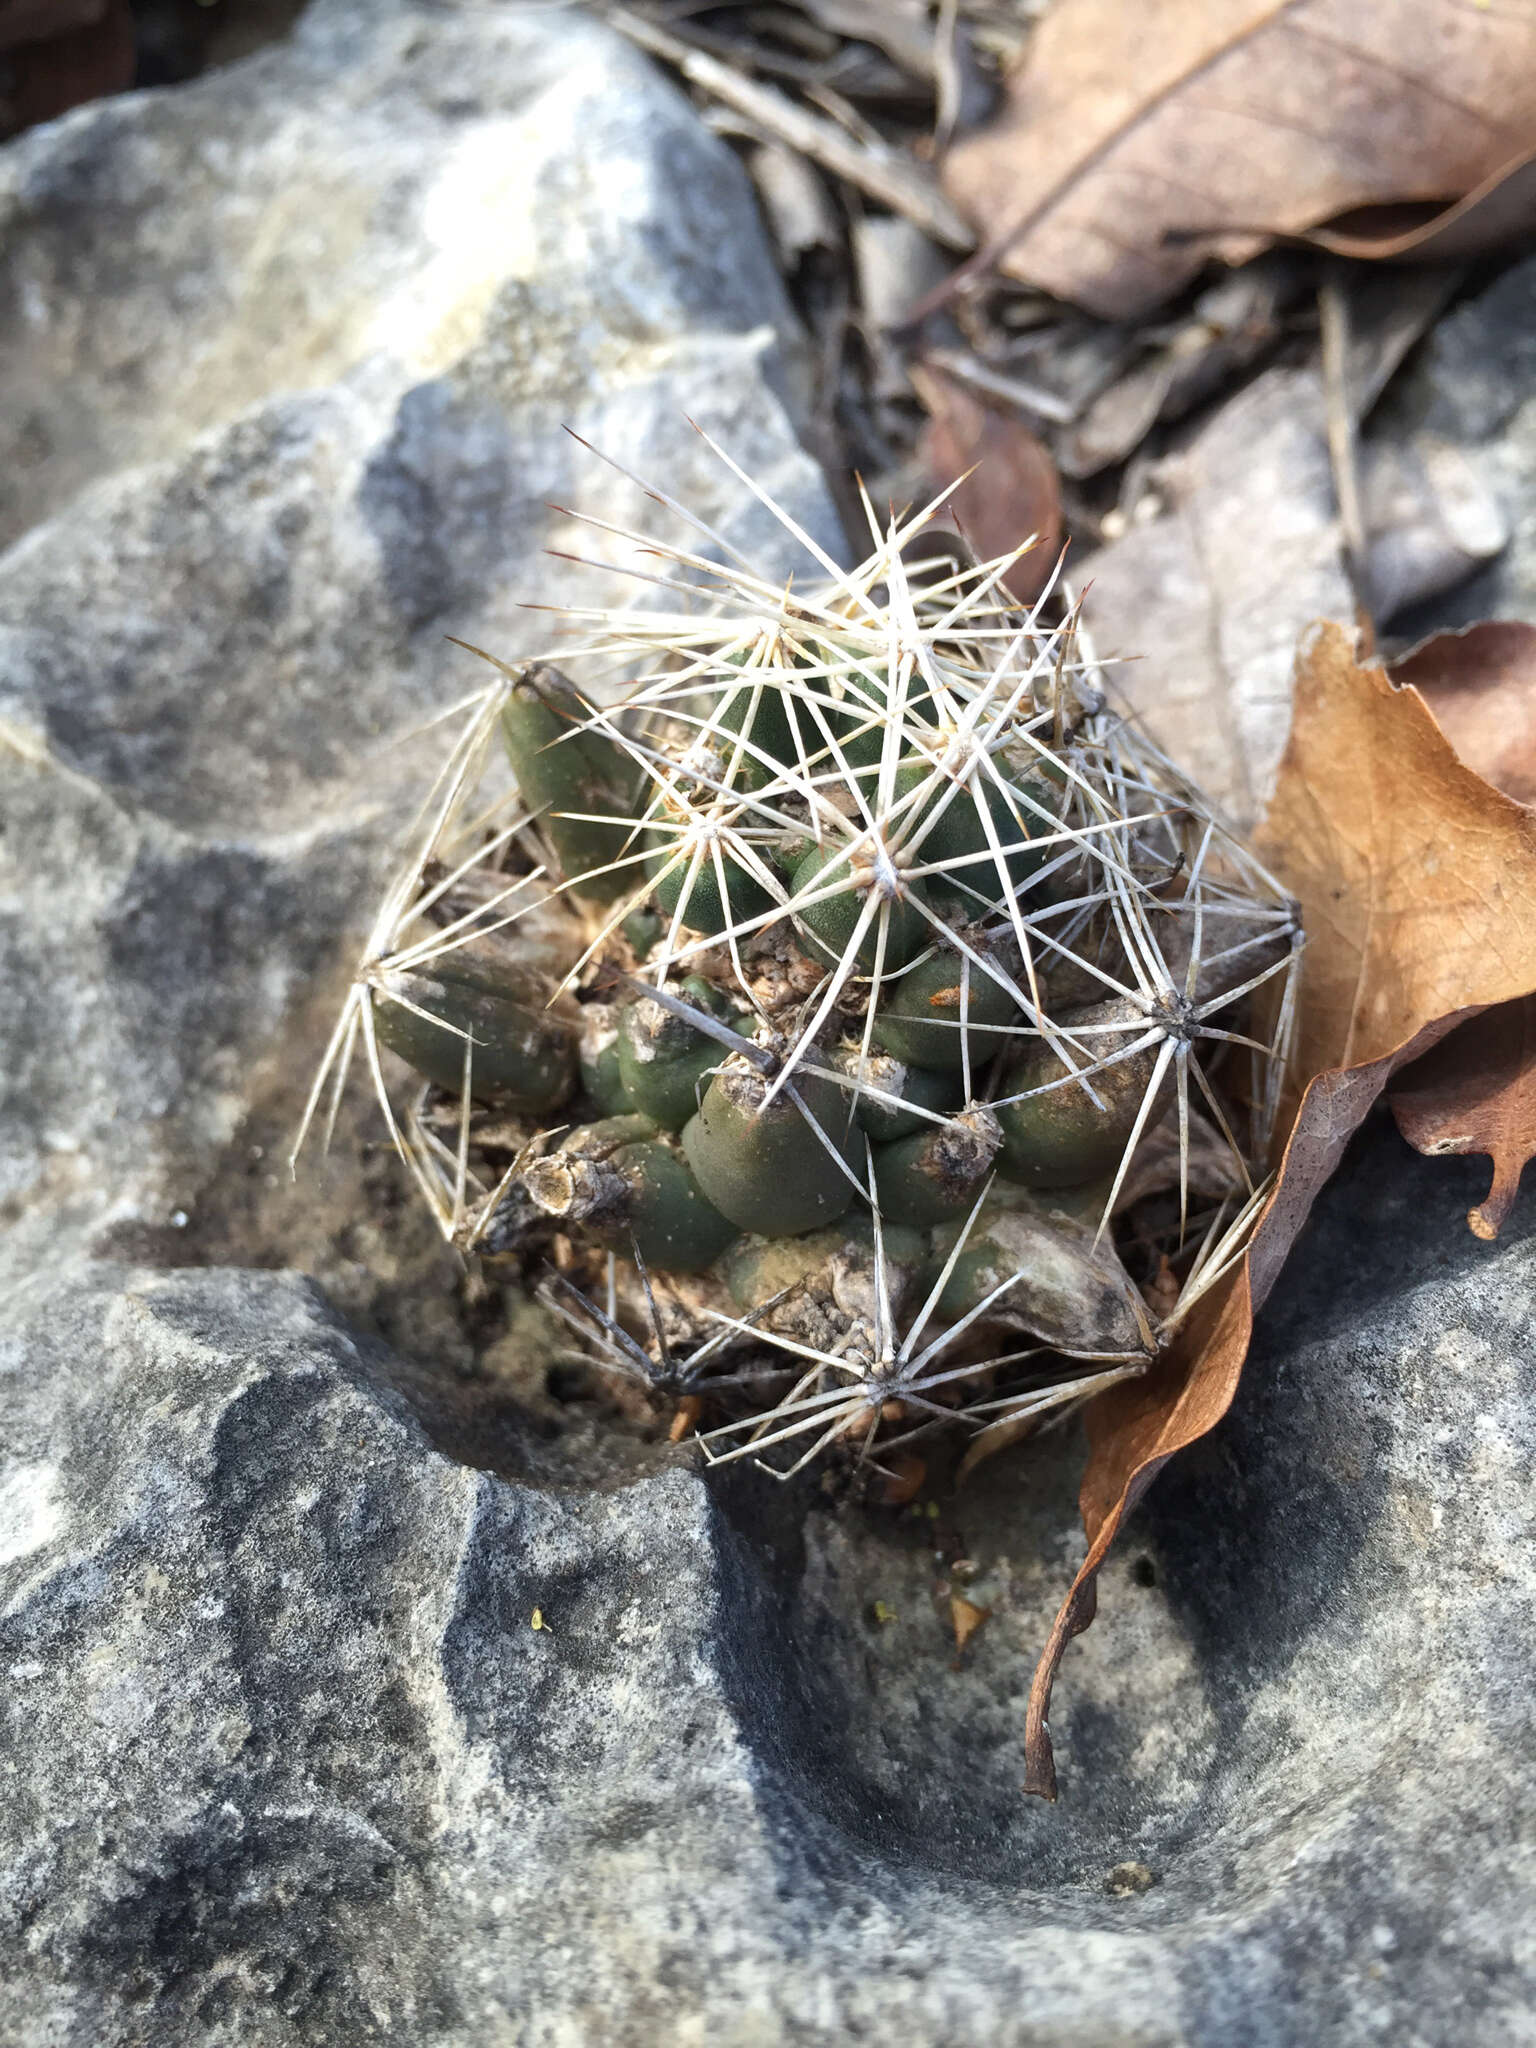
[1376,254,1536,645]
[2,1123,1533,2044]
[1361,433,1509,625]
[1076,287,1514,826]
[1078,367,1352,827]
[0,0,843,1290]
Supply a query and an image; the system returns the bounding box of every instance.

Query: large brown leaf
[1385,622,1536,1236]
[1023,620,1536,1797]
[0,0,131,137]
[942,0,1536,321]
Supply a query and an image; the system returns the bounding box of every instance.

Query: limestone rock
[1377,253,1536,642]
[0,0,842,1287]
[1,1126,1533,2043]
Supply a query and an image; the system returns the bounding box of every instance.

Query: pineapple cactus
[299,441,1301,1478]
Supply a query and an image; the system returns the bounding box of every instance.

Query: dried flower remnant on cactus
[296,435,1302,1481]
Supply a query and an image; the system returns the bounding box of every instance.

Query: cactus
[297,438,1302,1478]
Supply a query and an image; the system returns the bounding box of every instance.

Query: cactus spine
[299,440,1301,1476]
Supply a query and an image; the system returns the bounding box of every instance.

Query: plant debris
[1389,999,1536,1242]
[941,0,1536,320]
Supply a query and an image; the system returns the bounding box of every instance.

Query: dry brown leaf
[879,1451,927,1506]
[1078,366,1349,831]
[1391,621,1536,807]
[1022,620,1536,1798]
[1385,624,1536,1236]
[668,1394,704,1444]
[1262,625,1536,1080]
[1389,999,1536,1241]
[941,0,1536,321]
[0,0,106,51]
[0,0,131,137]
[912,362,1062,607]
[1308,143,1536,266]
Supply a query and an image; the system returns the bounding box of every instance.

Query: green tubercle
[617,992,736,1131]
[995,999,1163,1190]
[577,1004,630,1117]
[828,1045,959,1142]
[499,664,639,905]
[521,1117,736,1273]
[871,943,1022,1072]
[682,1059,861,1236]
[789,841,928,972]
[871,1105,1002,1229]
[647,832,776,937]
[373,960,575,1111]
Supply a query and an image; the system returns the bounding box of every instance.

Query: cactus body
[311,461,1302,1479]
[682,1061,860,1236]
[996,999,1162,1189]
[374,962,575,1111]
[648,837,775,935]
[871,944,1021,1071]
[872,1105,1001,1228]
[617,995,730,1130]
[499,665,635,904]
[522,1116,736,1273]
[790,841,927,971]
[831,1047,958,1141]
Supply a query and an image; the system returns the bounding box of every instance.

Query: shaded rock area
[3,1127,1534,2046]
[2,4,1535,2045]
[1381,254,1536,643]
[1076,365,1352,828]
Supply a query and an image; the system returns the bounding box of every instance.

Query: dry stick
[917,345,1079,427]
[606,7,976,251]
[1318,263,1376,653]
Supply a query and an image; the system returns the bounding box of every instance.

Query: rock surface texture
[1379,252,1536,641]
[2,6,1535,2046]
[0,0,840,1288]
[3,1132,1534,2046]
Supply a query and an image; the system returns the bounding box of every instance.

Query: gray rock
[2,1123,1533,2045]
[1075,290,1514,826]
[0,0,842,1286]
[1377,254,1536,643]
[1077,367,1352,827]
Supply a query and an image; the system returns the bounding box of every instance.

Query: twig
[1318,263,1375,650]
[917,343,1078,425]
[607,7,976,251]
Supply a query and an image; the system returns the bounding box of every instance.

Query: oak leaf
[1022,620,1536,1797]
[942,0,1536,321]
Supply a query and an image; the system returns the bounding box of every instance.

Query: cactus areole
[300,444,1302,1478]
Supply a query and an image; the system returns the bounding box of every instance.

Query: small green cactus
[298,439,1301,1478]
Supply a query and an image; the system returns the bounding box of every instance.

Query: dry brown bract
[1022,619,1536,1796]
[942,0,1536,320]
[909,362,1062,606]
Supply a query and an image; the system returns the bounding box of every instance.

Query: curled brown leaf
[1391,620,1536,808]
[1389,999,1536,1241]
